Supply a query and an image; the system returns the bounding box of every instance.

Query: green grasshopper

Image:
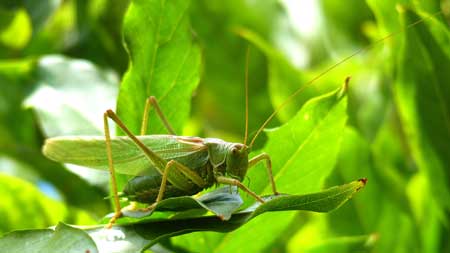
[43,50,279,228]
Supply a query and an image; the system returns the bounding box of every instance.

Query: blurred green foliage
[0,0,449,252]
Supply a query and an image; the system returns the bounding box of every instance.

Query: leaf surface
[0,180,365,253]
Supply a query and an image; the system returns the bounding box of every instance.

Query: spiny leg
[103,113,122,229]
[248,153,278,195]
[140,96,176,135]
[216,176,264,203]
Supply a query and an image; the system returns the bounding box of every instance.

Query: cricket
[41,9,442,229]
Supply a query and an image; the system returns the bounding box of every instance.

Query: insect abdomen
[122,174,202,203]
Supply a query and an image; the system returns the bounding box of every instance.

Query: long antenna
[243,47,250,145]
[248,9,443,147]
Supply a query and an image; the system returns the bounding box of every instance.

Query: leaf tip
[337,76,350,99]
[344,76,351,87]
[357,178,368,189]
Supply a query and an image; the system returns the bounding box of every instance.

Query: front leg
[248,153,278,195]
[216,176,264,203]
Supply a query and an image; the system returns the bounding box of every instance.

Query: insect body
[43,97,277,227]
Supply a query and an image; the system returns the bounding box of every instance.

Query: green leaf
[96,179,365,251]
[117,0,201,135]
[0,180,364,252]
[0,223,98,253]
[393,8,450,214]
[0,173,95,234]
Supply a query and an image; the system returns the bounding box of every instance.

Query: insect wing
[43,135,209,176]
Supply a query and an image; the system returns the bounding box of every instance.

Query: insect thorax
[204,138,249,182]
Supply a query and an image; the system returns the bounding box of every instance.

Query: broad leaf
[138,180,365,251]
[117,0,201,135]
[0,180,365,253]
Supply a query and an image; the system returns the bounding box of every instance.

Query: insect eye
[232,147,238,154]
